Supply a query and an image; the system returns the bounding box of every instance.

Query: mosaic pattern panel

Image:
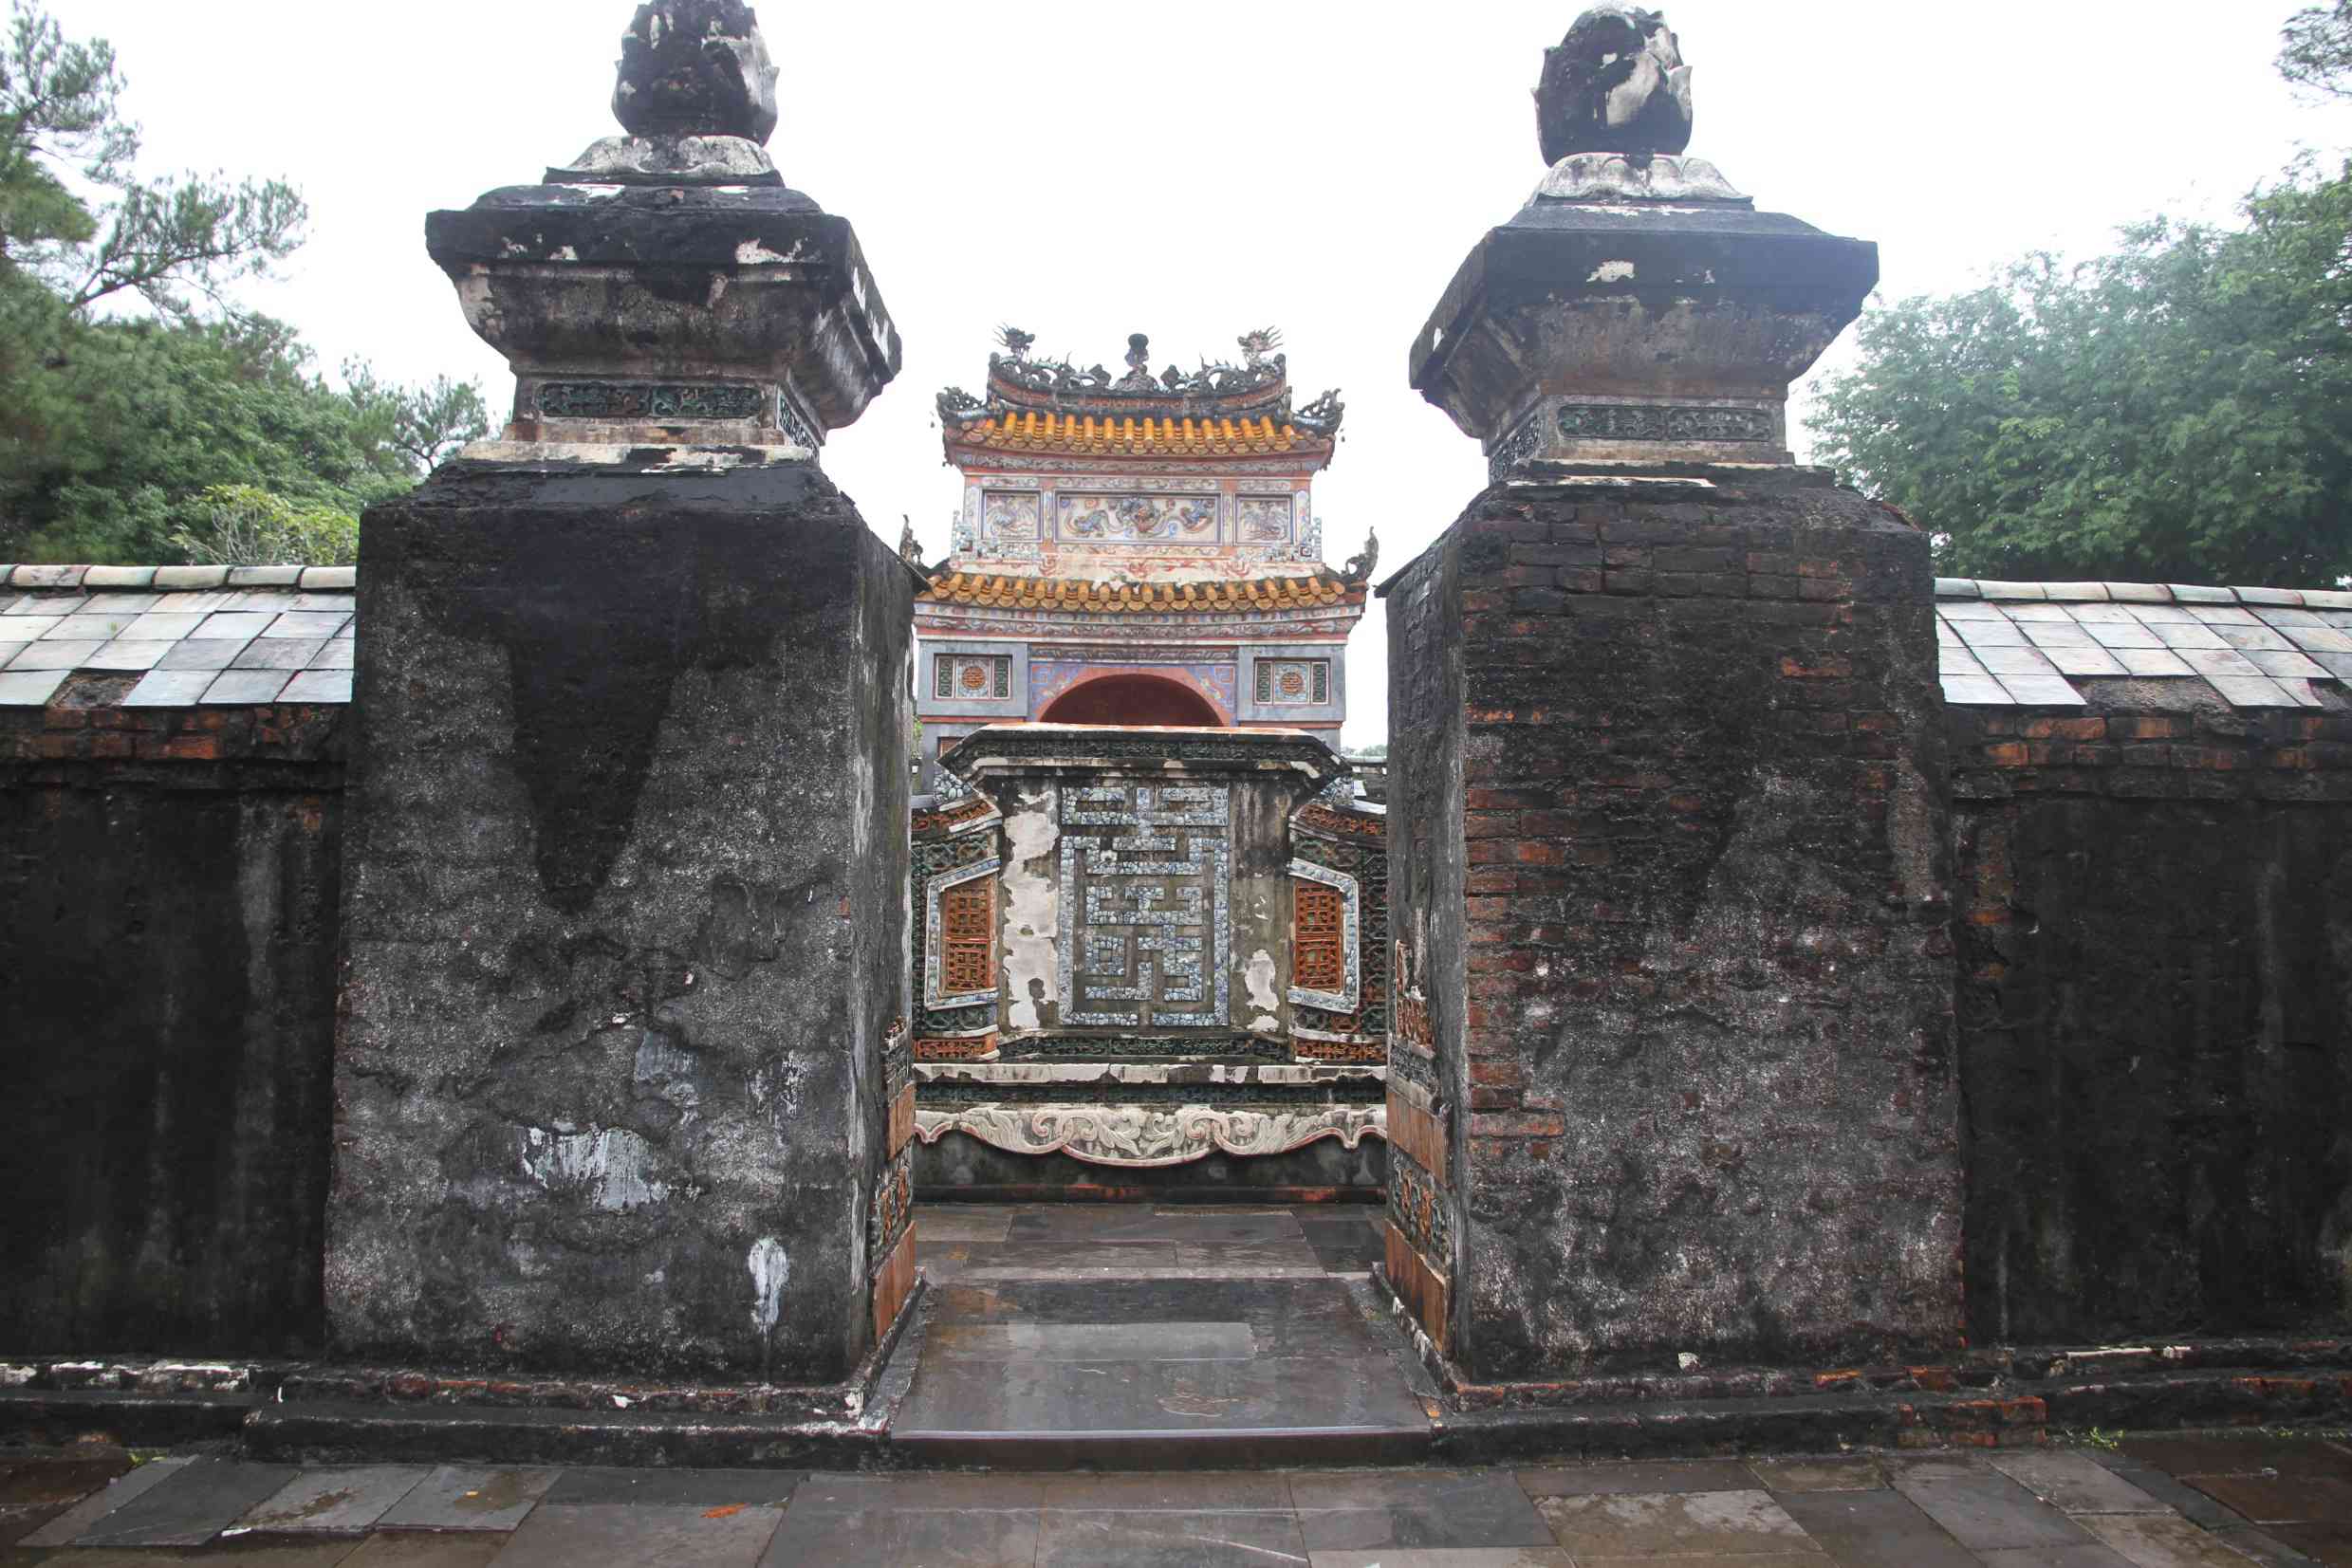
[1255,657,1330,707]
[935,654,1012,701]
[1056,493,1219,543]
[1059,784,1232,1029]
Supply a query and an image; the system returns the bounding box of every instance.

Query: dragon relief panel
[1056,492,1221,544]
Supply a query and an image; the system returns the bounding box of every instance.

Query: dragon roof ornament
[936,327,1344,439]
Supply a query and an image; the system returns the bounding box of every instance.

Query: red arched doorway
[1039,673,1226,728]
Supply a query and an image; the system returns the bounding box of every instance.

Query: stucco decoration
[915,1103,1385,1168]
[1538,6,1694,162]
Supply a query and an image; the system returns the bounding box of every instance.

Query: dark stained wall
[1383,474,1963,1382]
[1952,701,2352,1343]
[0,700,345,1355]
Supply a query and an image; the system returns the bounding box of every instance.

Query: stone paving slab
[538,1467,801,1508]
[372,1467,558,1532]
[1289,1470,1555,1553]
[1516,1459,1759,1496]
[1771,1486,1983,1566]
[4,1436,2351,1563]
[492,1503,785,1566]
[1893,1471,2110,1553]
[17,1457,196,1548]
[1533,1489,1820,1559]
[1988,1448,2174,1515]
[49,1457,296,1549]
[224,1467,429,1538]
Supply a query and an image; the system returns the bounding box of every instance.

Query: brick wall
[1385,473,1961,1380]
[1951,699,2352,1342]
[0,692,345,1355]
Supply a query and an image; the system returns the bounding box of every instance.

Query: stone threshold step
[890,1422,1433,1472]
[0,1388,259,1447]
[242,1400,887,1471]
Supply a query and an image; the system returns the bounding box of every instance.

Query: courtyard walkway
[2,1206,2347,1563]
[4,1435,2347,1564]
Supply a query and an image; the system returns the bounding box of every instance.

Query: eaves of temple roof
[942,410,1334,466]
[917,570,1367,615]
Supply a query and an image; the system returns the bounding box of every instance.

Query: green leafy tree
[169,483,357,567]
[0,0,304,317]
[2280,0,2352,98]
[1808,163,2352,587]
[0,3,486,564]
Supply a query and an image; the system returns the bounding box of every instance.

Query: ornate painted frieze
[1559,401,1775,443]
[915,1102,1385,1169]
[534,380,766,421]
[1056,492,1220,544]
[1057,784,1232,1029]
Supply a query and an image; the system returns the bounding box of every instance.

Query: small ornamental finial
[1238,327,1285,368]
[613,2,781,144]
[996,325,1035,360]
[898,516,924,568]
[1125,334,1151,372]
[1537,7,1694,163]
[1344,527,1380,584]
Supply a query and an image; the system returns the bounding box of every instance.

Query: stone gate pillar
[1380,10,1960,1383]
[326,4,915,1385]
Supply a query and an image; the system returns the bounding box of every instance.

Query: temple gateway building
[912,330,1372,787]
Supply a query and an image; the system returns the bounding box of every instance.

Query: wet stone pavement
[6,1438,2351,1565]
[1,1207,2347,1564]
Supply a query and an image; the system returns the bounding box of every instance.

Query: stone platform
[6,1433,2348,1563]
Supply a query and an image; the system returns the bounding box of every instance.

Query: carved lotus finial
[613,2,781,145]
[1536,6,1695,163]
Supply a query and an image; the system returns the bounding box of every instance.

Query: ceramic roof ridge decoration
[938,327,1345,442]
[919,572,1368,611]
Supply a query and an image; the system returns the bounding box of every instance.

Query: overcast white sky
[55,1,2352,746]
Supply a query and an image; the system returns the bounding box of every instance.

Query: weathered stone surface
[1381,474,1960,1379]
[328,454,912,1382]
[1954,776,2352,1344]
[612,2,779,144]
[1538,7,1695,161]
[0,723,343,1356]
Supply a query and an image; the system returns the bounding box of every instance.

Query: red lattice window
[1294,882,1347,993]
[941,880,996,994]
